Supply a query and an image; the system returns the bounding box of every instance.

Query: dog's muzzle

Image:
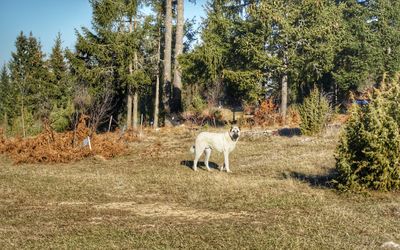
[232,133,239,140]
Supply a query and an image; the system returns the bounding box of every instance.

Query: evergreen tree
[48,33,74,131]
[371,0,400,78]
[335,81,400,191]
[332,0,382,103]
[182,0,343,110]
[0,65,13,128]
[9,32,50,136]
[49,33,70,105]
[68,0,151,131]
[242,0,343,113]
[298,88,331,136]
[180,0,240,106]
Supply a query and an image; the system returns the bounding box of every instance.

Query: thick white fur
[190,126,240,172]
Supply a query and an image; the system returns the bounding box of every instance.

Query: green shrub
[190,94,207,114]
[335,82,400,191]
[50,102,74,132]
[9,111,42,137]
[298,88,331,135]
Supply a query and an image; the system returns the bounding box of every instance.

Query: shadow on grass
[286,169,338,188]
[180,160,220,171]
[278,127,302,137]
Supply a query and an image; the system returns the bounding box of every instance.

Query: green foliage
[49,33,72,108]
[9,32,51,115]
[49,101,74,132]
[9,111,42,137]
[298,88,331,136]
[223,70,263,105]
[335,82,400,191]
[189,94,207,114]
[0,65,14,125]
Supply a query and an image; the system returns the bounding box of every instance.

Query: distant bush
[182,107,226,127]
[298,88,331,135]
[287,105,301,127]
[335,81,400,191]
[190,94,207,115]
[50,101,74,132]
[253,99,282,127]
[9,111,42,137]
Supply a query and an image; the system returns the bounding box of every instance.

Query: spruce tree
[0,65,13,128]
[48,33,74,131]
[332,0,382,103]
[9,32,50,136]
[68,0,151,131]
[49,33,70,105]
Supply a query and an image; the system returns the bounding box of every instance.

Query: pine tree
[371,0,400,78]
[49,33,70,105]
[181,0,343,110]
[335,81,400,191]
[68,0,151,131]
[9,32,50,136]
[298,88,331,136]
[48,33,74,131]
[244,0,342,114]
[332,0,382,103]
[0,65,13,128]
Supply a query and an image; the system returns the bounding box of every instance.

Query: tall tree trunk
[163,0,172,117]
[127,17,134,129]
[132,18,139,129]
[281,47,288,124]
[281,73,288,120]
[153,28,161,128]
[172,0,184,113]
[133,91,138,129]
[154,75,160,128]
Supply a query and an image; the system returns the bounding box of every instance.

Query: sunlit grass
[0,127,399,249]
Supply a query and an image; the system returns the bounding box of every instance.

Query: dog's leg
[204,148,211,171]
[224,151,231,173]
[193,146,203,171]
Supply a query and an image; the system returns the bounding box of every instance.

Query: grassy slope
[0,127,399,249]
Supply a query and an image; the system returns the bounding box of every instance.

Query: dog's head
[229,126,241,141]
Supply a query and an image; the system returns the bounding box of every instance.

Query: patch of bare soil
[94,201,248,221]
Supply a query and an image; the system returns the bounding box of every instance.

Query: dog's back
[193,131,232,153]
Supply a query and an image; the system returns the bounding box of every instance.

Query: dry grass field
[0,126,399,249]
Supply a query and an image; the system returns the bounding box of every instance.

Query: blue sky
[0,0,206,66]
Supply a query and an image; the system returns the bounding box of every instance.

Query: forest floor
[0,125,399,249]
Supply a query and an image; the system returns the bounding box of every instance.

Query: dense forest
[0,0,399,136]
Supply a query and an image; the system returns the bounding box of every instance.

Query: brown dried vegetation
[0,115,138,164]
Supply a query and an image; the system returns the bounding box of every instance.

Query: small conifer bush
[335,81,400,191]
[298,88,330,135]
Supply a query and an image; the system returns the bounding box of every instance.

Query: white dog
[190,126,240,172]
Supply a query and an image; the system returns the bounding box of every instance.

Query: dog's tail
[190,145,195,153]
